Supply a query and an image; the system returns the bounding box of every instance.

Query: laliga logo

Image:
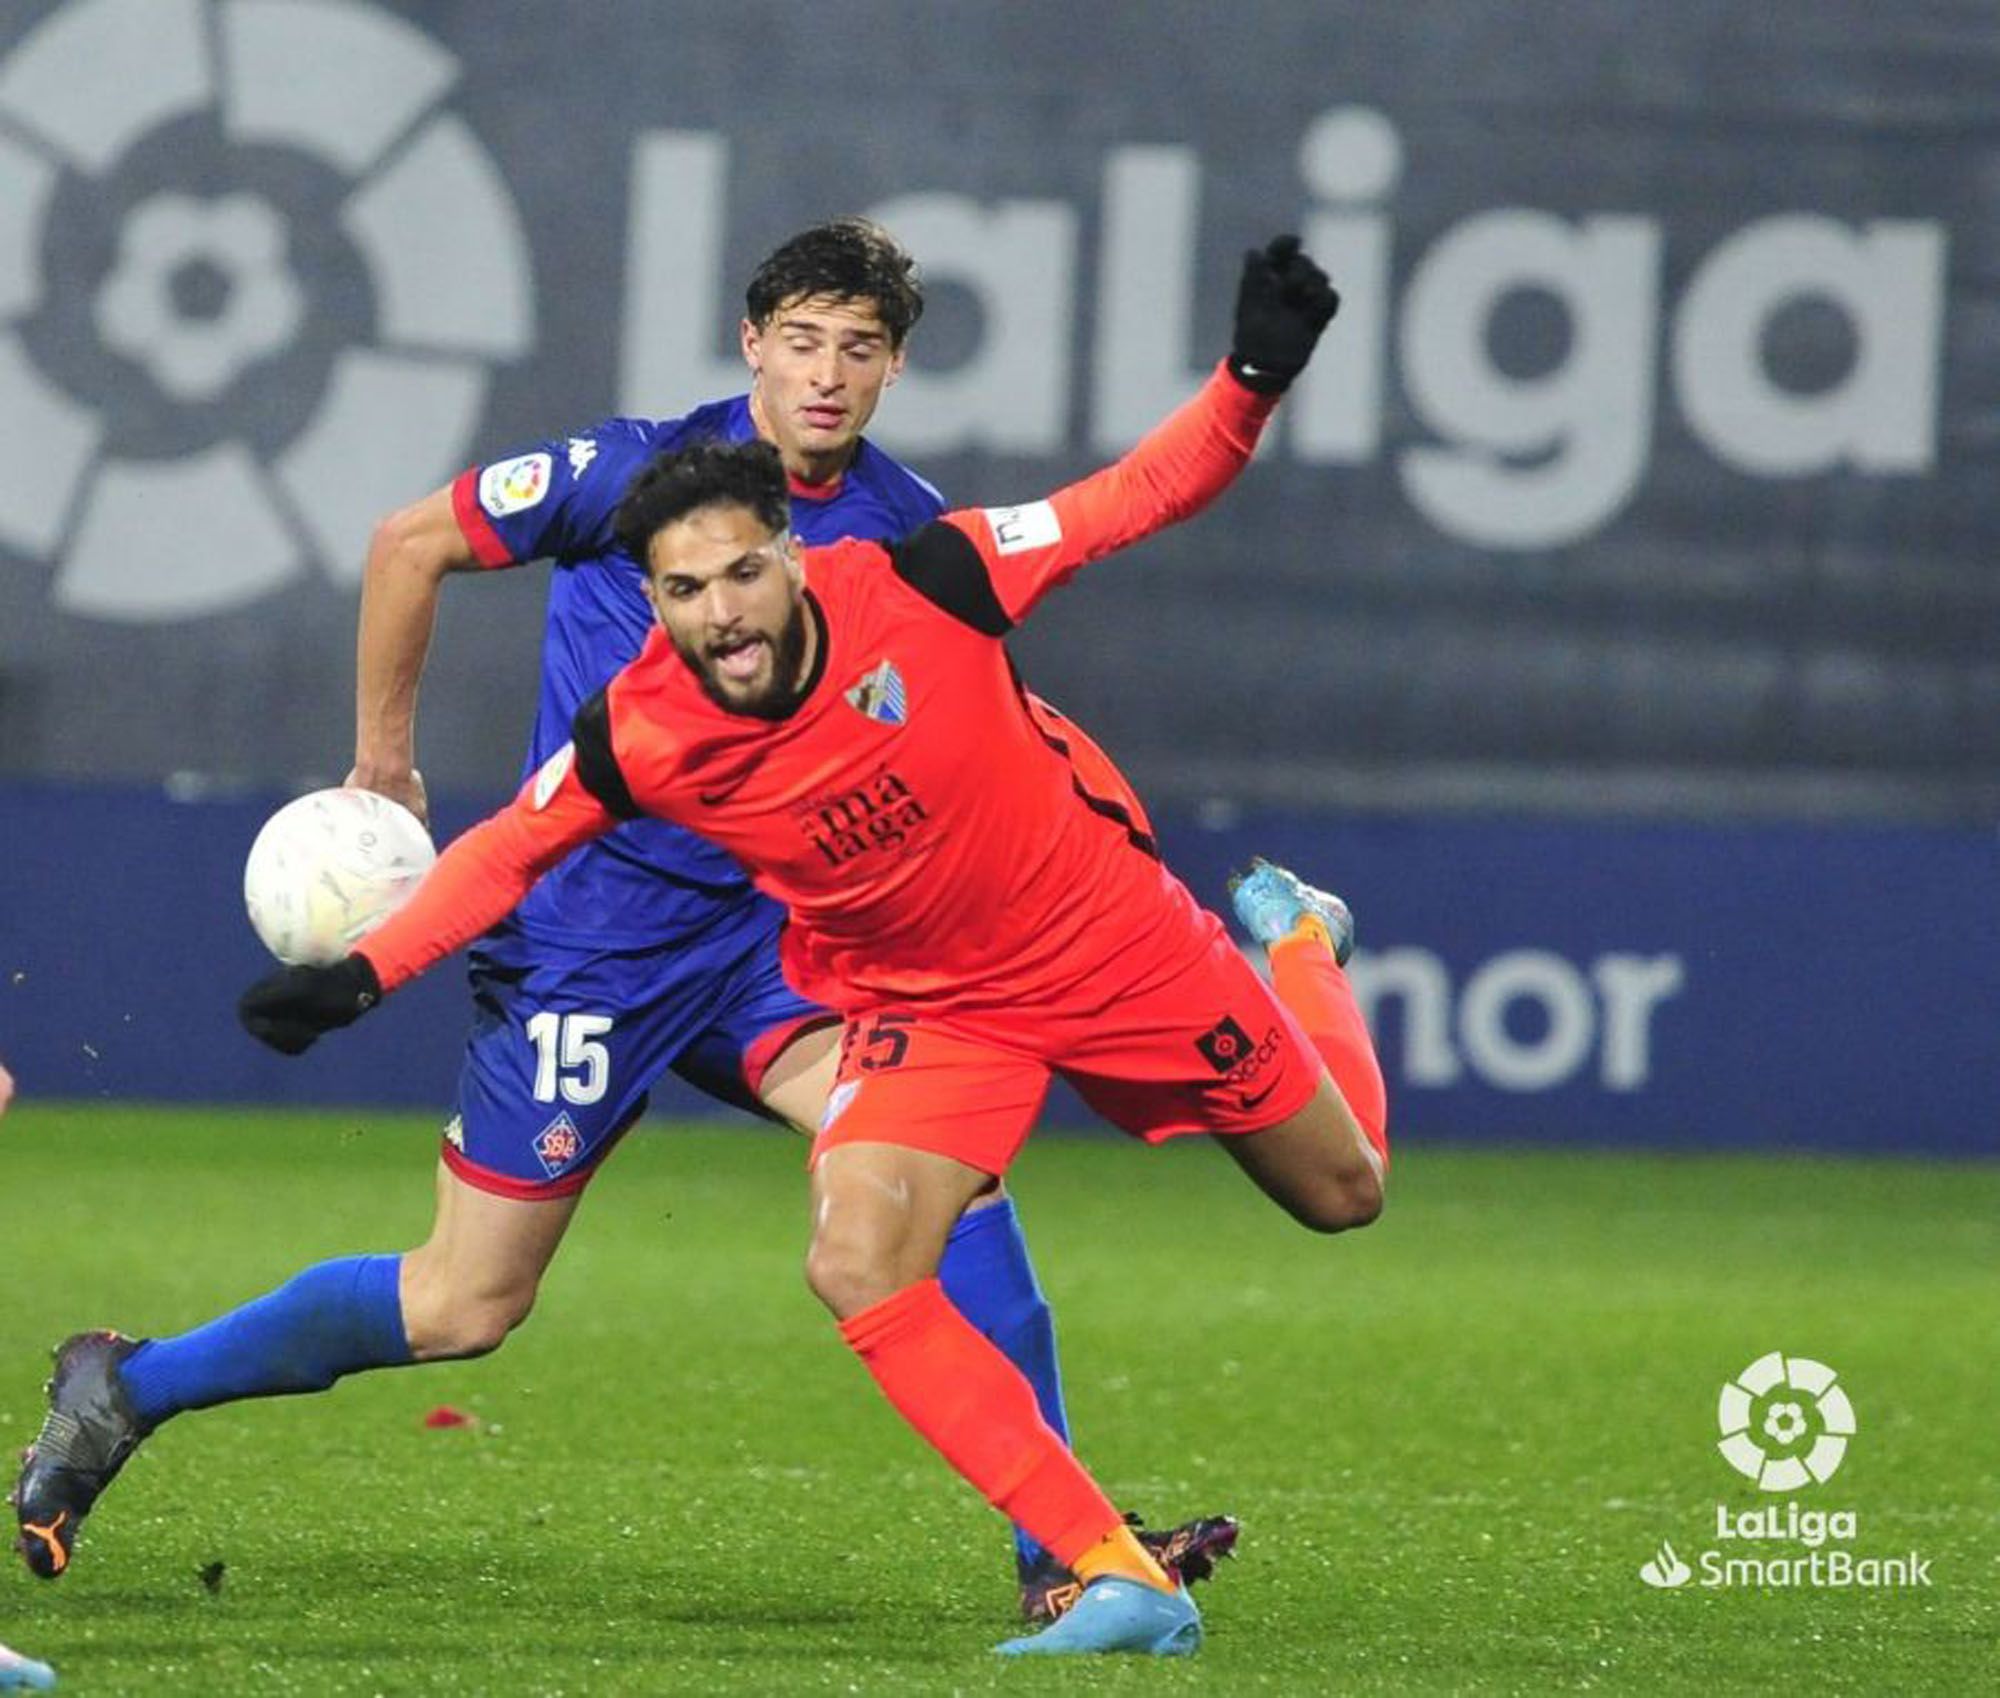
[1634,1354,1929,1592]
[1716,1351,1854,1492]
[0,0,533,621]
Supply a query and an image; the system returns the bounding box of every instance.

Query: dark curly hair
[613,437,790,566]
[744,217,924,348]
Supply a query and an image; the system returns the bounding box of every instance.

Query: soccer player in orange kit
[241,235,1388,1657]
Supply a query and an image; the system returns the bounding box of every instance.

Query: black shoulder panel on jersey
[571,688,643,820]
[1012,663,1161,863]
[888,521,1013,635]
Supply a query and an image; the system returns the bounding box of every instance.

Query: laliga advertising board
[11,782,1994,1154]
[0,0,1991,1152]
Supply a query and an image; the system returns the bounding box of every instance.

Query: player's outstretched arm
[239,750,615,1055]
[347,484,487,825]
[910,237,1337,630]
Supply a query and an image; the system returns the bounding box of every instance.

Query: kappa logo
[532,1112,583,1176]
[442,1114,465,1150]
[566,435,598,477]
[844,658,908,726]
[479,451,552,517]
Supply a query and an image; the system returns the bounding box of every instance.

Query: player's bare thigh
[805,1140,997,1318]
[753,1021,841,1129]
[1217,1072,1384,1234]
[400,1159,581,1360]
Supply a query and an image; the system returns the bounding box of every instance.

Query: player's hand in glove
[239,955,383,1055]
[1229,234,1340,394]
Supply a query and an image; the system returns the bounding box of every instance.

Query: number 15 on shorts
[843,1013,913,1074]
[525,1011,612,1105]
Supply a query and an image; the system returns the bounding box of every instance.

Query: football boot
[0,1643,56,1690]
[12,1330,148,1579]
[1227,857,1355,963]
[1018,1511,1239,1624]
[996,1576,1202,1657]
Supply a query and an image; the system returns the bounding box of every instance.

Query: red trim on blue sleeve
[451,468,515,569]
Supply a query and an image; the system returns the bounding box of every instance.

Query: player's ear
[884,342,907,387]
[783,534,804,585]
[638,547,668,623]
[739,316,763,377]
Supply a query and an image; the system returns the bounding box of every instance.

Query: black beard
[690,603,810,720]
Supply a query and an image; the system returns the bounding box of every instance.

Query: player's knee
[401,1264,538,1360]
[1292,1164,1384,1234]
[1340,1163,1386,1229]
[446,1296,532,1358]
[804,1233,904,1321]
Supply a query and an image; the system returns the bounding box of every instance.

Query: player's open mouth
[710,637,766,682]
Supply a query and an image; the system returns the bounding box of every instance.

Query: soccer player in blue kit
[12,219,1232,1619]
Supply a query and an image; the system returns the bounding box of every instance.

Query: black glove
[239,955,383,1055]
[1229,234,1340,394]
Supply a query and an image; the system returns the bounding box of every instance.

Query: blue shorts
[442,906,834,1199]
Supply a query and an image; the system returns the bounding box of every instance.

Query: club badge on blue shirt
[844,658,908,726]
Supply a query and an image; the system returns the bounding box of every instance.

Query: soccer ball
[244,788,436,965]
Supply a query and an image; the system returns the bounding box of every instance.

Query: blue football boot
[1018,1511,1240,1624]
[0,1643,56,1690]
[1227,858,1355,963]
[994,1576,1202,1657]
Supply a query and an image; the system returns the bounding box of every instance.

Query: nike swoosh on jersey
[697,760,763,806]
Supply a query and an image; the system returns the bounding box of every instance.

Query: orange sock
[1072,1523,1175,1591]
[1270,922,1390,1170]
[838,1279,1126,1570]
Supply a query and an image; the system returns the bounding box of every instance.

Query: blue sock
[938,1196,1072,1576]
[118,1254,412,1429]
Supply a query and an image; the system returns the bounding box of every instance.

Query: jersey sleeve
[448,419,658,568]
[570,684,646,819]
[889,361,1277,629]
[353,749,617,992]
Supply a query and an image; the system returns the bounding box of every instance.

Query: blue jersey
[450,397,944,954]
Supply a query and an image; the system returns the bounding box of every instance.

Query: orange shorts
[810,918,1322,1175]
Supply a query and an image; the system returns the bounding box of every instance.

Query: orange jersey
[1019,693,1153,843]
[358,364,1276,1009]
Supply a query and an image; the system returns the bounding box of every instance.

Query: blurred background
[2,0,1994,1154]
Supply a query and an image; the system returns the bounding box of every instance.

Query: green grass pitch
[0,1104,1993,1694]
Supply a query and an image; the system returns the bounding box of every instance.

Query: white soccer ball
[244,788,436,965]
